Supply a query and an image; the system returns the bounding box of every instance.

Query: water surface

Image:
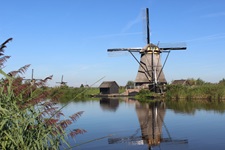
[60,98,225,150]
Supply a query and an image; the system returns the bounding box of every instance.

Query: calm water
[59,98,225,150]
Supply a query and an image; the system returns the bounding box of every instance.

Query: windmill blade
[61,75,64,82]
[108,136,143,145]
[158,42,187,51]
[107,48,142,52]
[61,75,67,83]
[146,8,150,44]
[160,47,186,51]
[31,69,34,79]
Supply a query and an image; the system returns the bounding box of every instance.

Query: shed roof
[99,81,119,88]
[171,79,187,85]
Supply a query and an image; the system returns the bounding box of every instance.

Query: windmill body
[135,44,167,89]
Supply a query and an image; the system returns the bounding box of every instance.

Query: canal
[59,98,225,150]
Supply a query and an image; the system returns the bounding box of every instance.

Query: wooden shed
[171,79,191,85]
[99,81,119,94]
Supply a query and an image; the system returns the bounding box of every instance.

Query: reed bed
[165,83,225,101]
[0,38,85,149]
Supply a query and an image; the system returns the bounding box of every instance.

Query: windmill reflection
[108,99,188,149]
[100,98,119,112]
[135,101,165,147]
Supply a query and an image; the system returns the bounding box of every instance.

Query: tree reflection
[166,100,225,114]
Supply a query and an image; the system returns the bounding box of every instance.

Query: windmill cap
[140,44,160,53]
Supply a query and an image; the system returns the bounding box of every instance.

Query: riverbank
[48,80,225,103]
[164,84,225,102]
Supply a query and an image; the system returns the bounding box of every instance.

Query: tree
[219,78,225,85]
[187,78,196,86]
[196,78,205,85]
[126,80,135,89]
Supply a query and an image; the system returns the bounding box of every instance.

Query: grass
[49,86,126,103]
[133,79,225,102]
[49,86,99,103]
[165,83,225,102]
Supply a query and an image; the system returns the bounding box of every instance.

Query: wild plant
[0,38,86,149]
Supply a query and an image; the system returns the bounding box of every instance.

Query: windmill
[107,8,186,93]
[56,75,67,86]
[23,69,41,85]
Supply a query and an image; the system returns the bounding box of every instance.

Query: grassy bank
[49,86,99,103]
[133,80,225,102]
[165,84,225,101]
[49,86,126,103]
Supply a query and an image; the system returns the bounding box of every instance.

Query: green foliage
[49,86,100,103]
[195,78,205,85]
[219,78,225,85]
[126,81,135,89]
[134,89,158,102]
[186,78,196,86]
[165,82,225,101]
[119,86,126,94]
[49,85,126,103]
[0,38,85,149]
[166,100,225,114]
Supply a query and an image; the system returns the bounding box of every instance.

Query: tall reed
[0,38,85,149]
[165,83,225,101]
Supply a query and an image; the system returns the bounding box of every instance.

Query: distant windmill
[56,75,67,86]
[23,69,41,85]
[107,8,186,93]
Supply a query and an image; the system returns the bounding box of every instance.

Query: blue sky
[1,0,225,87]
